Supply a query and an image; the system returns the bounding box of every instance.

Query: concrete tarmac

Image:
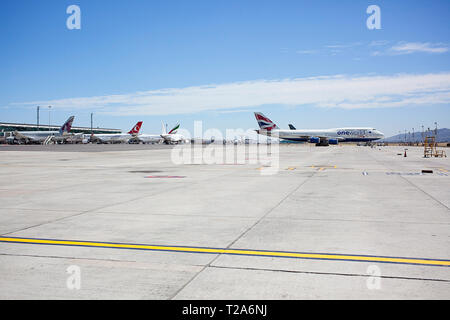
[0,144,448,299]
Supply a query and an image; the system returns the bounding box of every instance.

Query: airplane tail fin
[288,124,296,130]
[59,116,75,134]
[128,121,143,135]
[254,112,279,131]
[161,122,167,135]
[168,124,180,134]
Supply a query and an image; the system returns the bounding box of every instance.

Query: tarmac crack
[222,151,337,251]
[224,172,317,250]
[367,152,450,211]
[1,167,243,237]
[0,252,136,264]
[209,265,450,283]
[170,152,334,300]
[263,216,450,225]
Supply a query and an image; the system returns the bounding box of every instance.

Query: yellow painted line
[0,237,449,267]
[319,167,325,171]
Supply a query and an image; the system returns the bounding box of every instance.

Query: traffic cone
[404,150,407,157]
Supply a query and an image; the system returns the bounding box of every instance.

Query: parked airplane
[190,137,215,145]
[91,121,143,144]
[134,133,163,144]
[133,124,166,144]
[13,116,76,144]
[254,112,384,146]
[160,123,186,144]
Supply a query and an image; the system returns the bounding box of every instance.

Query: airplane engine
[309,137,320,144]
[329,139,339,145]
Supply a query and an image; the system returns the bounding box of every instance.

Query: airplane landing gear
[316,139,329,147]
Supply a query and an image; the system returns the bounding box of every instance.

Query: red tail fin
[128,121,143,135]
[254,112,279,131]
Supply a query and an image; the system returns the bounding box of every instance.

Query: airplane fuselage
[136,134,163,144]
[257,128,384,142]
[91,133,134,143]
[14,131,69,143]
[161,133,185,144]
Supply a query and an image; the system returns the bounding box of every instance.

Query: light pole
[48,106,52,131]
[435,122,438,140]
[91,113,93,135]
[37,106,40,130]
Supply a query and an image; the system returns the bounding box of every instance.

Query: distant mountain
[382,128,450,143]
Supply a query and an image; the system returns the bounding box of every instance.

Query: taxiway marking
[0,237,449,267]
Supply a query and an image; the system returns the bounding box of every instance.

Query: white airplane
[254,112,384,146]
[160,123,186,144]
[91,121,143,144]
[134,124,165,144]
[135,133,163,144]
[190,137,215,145]
[14,116,76,144]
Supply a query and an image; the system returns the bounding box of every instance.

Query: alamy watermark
[64,5,381,31]
[366,265,381,290]
[66,265,81,290]
[66,5,81,30]
[170,121,280,176]
[366,5,381,30]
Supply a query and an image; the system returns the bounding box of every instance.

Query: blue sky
[1,0,449,137]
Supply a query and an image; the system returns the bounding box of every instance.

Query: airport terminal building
[0,122,121,137]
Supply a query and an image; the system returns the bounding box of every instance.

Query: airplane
[160,123,186,144]
[254,112,384,146]
[90,121,143,144]
[190,137,215,145]
[134,132,163,144]
[132,123,168,144]
[13,116,76,144]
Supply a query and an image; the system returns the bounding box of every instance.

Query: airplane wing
[312,135,345,141]
[160,134,172,144]
[90,134,107,143]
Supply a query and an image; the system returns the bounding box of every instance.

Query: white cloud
[390,42,449,54]
[218,109,258,114]
[369,40,390,47]
[325,42,362,49]
[14,73,450,115]
[296,50,317,54]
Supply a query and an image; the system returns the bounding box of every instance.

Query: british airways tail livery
[255,112,279,131]
[254,112,384,146]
